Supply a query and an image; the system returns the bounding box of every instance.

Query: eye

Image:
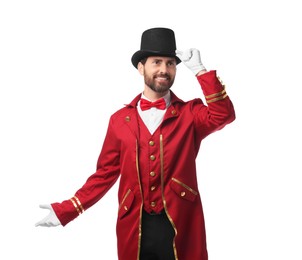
[167,61,176,67]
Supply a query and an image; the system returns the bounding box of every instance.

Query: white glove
[35,204,62,227]
[176,48,206,75]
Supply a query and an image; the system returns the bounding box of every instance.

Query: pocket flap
[118,189,134,219]
[170,178,198,202]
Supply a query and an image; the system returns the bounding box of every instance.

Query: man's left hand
[176,48,206,75]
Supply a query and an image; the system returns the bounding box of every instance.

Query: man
[36,27,235,260]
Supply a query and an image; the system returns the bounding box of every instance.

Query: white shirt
[137,91,171,135]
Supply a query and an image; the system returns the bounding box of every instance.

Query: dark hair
[140,57,148,65]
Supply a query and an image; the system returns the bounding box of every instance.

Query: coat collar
[122,91,184,138]
[125,90,184,109]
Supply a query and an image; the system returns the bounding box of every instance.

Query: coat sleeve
[51,116,121,226]
[192,70,236,141]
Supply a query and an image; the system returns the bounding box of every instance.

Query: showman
[36,27,236,260]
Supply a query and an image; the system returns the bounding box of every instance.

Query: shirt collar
[140,91,171,108]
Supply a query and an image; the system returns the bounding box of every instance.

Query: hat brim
[131,50,181,69]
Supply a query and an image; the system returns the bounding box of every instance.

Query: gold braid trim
[207,93,228,103]
[205,77,228,103]
[205,89,226,99]
[70,197,81,215]
[73,196,85,213]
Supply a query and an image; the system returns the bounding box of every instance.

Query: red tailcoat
[52,70,235,260]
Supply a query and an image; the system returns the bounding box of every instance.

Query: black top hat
[131,27,181,69]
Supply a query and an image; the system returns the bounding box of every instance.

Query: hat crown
[131,27,181,68]
[140,27,177,52]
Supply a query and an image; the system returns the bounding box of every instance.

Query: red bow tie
[140,98,166,111]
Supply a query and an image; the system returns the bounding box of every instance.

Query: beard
[144,72,175,93]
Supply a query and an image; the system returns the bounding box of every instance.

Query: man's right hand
[35,204,61,227]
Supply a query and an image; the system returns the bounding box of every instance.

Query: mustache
[154,73,171,80]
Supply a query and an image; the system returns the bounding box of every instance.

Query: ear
[137,62,144,76]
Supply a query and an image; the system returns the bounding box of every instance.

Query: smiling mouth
[156,77,168,81]
[155,74,170,81]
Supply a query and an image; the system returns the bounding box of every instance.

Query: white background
[1,0,301,259]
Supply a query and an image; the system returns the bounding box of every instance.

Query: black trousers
[139,210,175,260]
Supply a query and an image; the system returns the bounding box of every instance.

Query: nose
[159,63,168,73]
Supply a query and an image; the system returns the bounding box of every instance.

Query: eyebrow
[151,57,176,63]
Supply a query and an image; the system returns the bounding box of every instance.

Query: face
[138,56,177,93]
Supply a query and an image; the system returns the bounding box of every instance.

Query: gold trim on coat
[119,189,131,211]
[205,83,228,104]
[205,89,226,99]
[207,93,228,103]
[136,140,144,260]
[160,134,179,260]
[73,195,84,213]
[171,177,198,195]
[70,196,84,215]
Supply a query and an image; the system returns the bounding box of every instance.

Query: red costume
[52,70,235,260]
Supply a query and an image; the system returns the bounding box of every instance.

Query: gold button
[180,191,186,197]
[149,140,155,146]
[150,171,156,177]
[150,186,156,191]
[124,206,128,211]
[150,155,155,161]
[125,116,130,122]
[150,202,156,207]
[171,110,177,115]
